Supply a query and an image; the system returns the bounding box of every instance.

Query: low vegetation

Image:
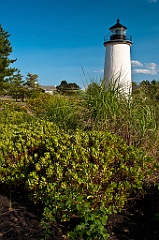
[1,79,159,239]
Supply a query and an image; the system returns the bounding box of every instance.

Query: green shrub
[26,81,159,158]
[0,120,153,239]
[0,100,34,124]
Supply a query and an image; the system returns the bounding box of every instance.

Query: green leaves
[0,114,154,239]
[0,24,18,92]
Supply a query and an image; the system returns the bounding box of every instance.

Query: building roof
[40,85,56,91]
[109,18,127,30]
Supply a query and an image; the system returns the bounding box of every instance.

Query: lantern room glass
[111,28,126,36]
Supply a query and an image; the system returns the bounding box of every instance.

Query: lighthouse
[103,19,132,95]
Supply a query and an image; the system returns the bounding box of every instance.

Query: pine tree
[9,70,25,101]
[25,72,39,89]
[24,72,40,98]
[0,24,17,92]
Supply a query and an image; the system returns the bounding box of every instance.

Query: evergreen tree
[24,72,40,98]
[25,72,39,89]
[57,80,80,94]
[0,24,17,92]
[9,70,25,101]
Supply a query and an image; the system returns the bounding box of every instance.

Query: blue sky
[1,0,159,88]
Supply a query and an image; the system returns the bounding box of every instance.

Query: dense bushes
[0,100,34,124]
[0,119,154,239]
[1,81,159,239]
[26,83,159,159]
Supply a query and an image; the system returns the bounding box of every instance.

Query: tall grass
[27,92,81,131]
[81,79,159,157]
[27,82,159,157]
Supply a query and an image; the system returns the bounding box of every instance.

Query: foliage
[0,118,154,239]
[138,80,159,102]
[26,79,159,157]
[25,73,39,88]
[27,93,81,130]
[23,72,41,99]
[7,71,42,100]
[1,72,159,238]
[0,100,34,124]
[0,24,17,93]
[82,79,159,158]
[8,70,25,101]
[56,80,80,95]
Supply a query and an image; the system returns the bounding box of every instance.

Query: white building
[40,85,56,94]
[103,19,133,95]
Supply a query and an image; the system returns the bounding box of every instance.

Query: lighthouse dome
[109,18,127,30]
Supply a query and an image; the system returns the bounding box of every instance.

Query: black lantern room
[104,19,132,44]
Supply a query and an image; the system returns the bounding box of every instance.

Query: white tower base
[104,42,132,96]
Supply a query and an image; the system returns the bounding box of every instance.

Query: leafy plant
[0,119,154,239]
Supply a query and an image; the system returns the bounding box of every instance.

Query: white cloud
[132,68,158,75]
[148,0,158,3]
[132,60,158,75]
[131,60,143,67]
[144,63,157,70]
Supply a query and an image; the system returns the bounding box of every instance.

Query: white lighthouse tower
[104,19,132,95]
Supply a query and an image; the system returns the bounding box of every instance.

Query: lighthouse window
[115,28,121,35]
[111,28,126,36]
